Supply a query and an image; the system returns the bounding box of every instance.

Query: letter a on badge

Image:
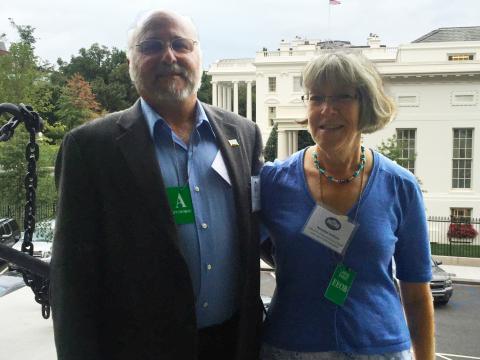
[166,186,195,224]
[176,193,187,209]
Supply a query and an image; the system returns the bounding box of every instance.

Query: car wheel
[435,298,450,305]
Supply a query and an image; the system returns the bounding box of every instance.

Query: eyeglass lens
[138,38,195,55]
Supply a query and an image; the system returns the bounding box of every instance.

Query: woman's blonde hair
[302,52,396,134]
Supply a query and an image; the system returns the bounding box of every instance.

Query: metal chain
[0,103,50,319]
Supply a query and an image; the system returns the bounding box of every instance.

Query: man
[50,10,263,360]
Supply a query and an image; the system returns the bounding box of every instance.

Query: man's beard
[130,62,201,103]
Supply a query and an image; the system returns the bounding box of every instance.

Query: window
[450,208,472,223]
[268,107,276,126]
[451,91,477,106]
[293,76,302,92]
[397,95,419,107]
[448,54,474,61]
[396,129,416,173]
[452,128,473,189]
[268,77,276,92]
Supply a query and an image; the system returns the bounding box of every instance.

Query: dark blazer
[50,100,264,360]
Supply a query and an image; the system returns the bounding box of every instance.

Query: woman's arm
[400,281,435,360]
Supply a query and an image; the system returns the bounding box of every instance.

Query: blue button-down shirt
[141,98,240,328]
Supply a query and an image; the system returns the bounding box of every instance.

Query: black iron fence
[1,206,479,258]
[0,202,56,231]
[428,216,480,258]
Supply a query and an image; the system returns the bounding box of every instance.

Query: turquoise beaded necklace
[312,145,366,184]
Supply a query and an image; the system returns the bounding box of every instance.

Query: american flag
[329,0,341,5]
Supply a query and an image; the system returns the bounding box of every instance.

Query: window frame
[268,77,277,93]
[452,128,474,189]
[396,128,417,174]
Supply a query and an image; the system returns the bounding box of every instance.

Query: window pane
[395,128,416,174]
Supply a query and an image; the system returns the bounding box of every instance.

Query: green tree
[197,71,212,104]
[57,44,137,112]
[264,124,278,162]
[55,73,101,131]
[0,21,57,208]
[376,134,423,187]
[376,134,402,162]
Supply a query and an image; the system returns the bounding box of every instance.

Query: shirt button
[203,302,208,308]
[194,186,200,192]
[201,223,208,229]
[207,264,212,270]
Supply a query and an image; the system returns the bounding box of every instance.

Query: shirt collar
[140,98,214,140]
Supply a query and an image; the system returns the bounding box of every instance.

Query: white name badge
[302,204,358,255]
[211,150,231,185]
[250,176,261,212]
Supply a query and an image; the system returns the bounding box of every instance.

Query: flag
[329,0,341,5]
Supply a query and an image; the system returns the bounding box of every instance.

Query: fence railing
[428,216,480,258]
[1,207,479,258]
[0,203,56,231]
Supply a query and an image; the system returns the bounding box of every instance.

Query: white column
[212,81,218,106]
[286,131,299,155]
[246,81,252,120]
[222,85,228,110]
[217,84,223,108]
[292,130,298,154]
[287,131,292,155]
[233,81,239,114]
[226,85,232,111]
[277,129,288,160]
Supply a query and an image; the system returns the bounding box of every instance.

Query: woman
[260,52,434,360]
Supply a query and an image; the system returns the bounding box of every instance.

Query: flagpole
[328,2,331,40]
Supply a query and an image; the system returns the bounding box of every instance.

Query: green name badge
[324,263,356,306]
[166,186,195,225]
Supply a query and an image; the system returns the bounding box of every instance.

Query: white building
[208,27,480,219]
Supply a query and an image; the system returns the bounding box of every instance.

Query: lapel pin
[228,139,240,147]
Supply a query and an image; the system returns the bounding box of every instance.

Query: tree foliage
[55,73,101,131]
[57,44,137,112]
[376,134,423,188]
[376,134,402,162]
[264,124,278,162]
[197,71,211,104]
[0,20,58,208]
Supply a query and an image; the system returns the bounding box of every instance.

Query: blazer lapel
[115,101,176,232]
[203,105,248,196]
[203,104,251,271]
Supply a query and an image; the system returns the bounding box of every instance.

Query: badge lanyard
[165,129,198,225]
[314,148,366,306]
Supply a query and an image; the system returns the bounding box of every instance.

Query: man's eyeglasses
[301,93,358,106]
[136,38,198,55]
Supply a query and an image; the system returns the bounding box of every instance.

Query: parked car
[430,257,453,305]
[0,270,25,297]
[0,218,21,248]
[12,219,55,263]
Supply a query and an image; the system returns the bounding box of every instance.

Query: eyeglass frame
[135,37,198,55]
[301,92,359,107]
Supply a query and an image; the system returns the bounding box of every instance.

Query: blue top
[260,148,432,355]
[141,99,240,328]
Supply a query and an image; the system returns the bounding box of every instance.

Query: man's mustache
[156,64,189,78]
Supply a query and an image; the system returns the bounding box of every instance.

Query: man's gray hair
[126,9,200,60]
[302,52,396,134]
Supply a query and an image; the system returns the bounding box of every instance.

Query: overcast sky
[1,0,479,69]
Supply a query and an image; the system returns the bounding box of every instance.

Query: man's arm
[400,281,435,360]
[51,132,102,360]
